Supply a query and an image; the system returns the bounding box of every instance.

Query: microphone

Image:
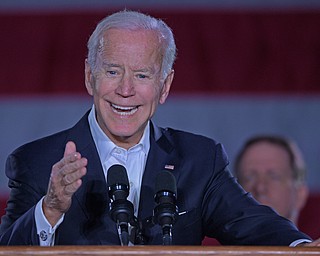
[107,164,134,246]
[153,170,178,245]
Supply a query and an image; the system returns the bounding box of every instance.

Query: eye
[107,70,118,76]
[137,74,148,79]
[243,176,255,184]
[268,172,282,181]
[239,172,256,185]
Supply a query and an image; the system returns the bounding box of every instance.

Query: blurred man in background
[234,135,309,226]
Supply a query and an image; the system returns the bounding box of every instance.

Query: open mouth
[111,103,138,116]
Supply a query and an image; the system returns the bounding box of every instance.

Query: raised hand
[43,141,87,226]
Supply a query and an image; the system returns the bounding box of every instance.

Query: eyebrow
[134,68,154,73]
[102,62,122,69]
[101,61,158,75]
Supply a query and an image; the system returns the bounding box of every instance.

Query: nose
[115,73,135,97]
[251,176,268,200]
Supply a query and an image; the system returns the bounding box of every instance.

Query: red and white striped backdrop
[1,2,320,193]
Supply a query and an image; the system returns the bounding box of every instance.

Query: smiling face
[85,28,174,149]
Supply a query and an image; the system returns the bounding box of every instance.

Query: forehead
[100,28,160,52]
[240,142,292,172]
[97,28,162,67]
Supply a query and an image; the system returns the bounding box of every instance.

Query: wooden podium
[0,246,320,256]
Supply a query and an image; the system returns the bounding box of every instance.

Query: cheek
[243,183,252,190]
[271,184,294,200]
[92,78,113,95]
[139,85,161,103]
[93,76,104,91]
[238,179,254,190]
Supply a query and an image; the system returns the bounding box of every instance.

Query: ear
[85,59,94,96]
[295,184,309,212]
[159,69,174,104]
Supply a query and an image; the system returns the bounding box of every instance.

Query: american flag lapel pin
[164,164,175,170]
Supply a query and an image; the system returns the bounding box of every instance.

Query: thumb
[64,141,77,157]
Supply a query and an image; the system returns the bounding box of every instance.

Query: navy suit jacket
[0,111,310,245]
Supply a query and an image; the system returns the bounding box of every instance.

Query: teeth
[111,103,138,116]
[112,104,135,110]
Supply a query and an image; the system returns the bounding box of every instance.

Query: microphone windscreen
[155,171,177,195]
[107,164,129,186]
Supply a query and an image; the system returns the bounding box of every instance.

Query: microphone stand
[162,223,173,245]
[110,198,134,246]
[118,221,129,246]
[153,194,178,246]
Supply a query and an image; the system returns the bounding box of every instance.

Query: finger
[60,141,79,167]
[53,142,82,172]
[64,179,83,195]
[304,238,320,247]
[64,141,76,157]
[59,157,87,176]
[62,165,87,186]
[63,174,72,185]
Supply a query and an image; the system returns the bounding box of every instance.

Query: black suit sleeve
[0,153,43,245]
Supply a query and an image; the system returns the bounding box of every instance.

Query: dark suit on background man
[0,112,310,245]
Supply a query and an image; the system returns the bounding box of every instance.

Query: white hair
[87,10,177,79]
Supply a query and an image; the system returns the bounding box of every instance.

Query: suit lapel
[66,111,109,218]
[138,123,181,221]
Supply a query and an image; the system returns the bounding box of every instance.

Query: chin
[111,128,136,138]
